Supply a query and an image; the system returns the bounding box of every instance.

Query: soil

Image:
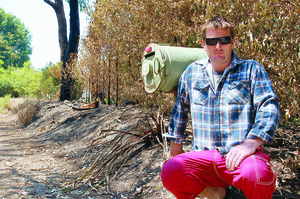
[0,99,299,199]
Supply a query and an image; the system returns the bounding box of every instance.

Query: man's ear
[232,37,235,48]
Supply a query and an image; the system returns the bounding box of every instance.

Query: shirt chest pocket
[192,82,210,105]
[226,80,250,104]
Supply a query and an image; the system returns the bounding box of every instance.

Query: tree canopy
[0,8,32,69]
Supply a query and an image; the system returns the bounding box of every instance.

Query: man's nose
[216,41,222,48]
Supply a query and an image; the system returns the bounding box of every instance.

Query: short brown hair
[202,16,235,39]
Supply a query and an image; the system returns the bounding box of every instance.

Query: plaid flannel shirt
[164,50,280,156]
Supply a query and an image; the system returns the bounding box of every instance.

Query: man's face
[202,28,234,71]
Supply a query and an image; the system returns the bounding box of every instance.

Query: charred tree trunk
[44,0,68,62]
[45,0,80,101]
[108,57,111,105]
[102,59,106,104]
[60,0,80,101]
[115,56,119,107]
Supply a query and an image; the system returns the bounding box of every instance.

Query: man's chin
[213,56,225,61]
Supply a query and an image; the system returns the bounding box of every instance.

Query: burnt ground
[0,100,299,199]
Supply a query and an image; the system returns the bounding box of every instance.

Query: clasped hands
[168,138,263,171]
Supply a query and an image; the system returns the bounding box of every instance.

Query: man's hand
[168,141,183,159]
[226,138,263,171]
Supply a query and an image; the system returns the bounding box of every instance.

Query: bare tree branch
[43,0,57,10]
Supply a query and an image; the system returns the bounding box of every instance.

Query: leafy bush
[40,63,62,99]
[0,64,42,97]
[10,64,42,97]
[0,67,14,97]
[0,95,12,113]
[0,62,62,99]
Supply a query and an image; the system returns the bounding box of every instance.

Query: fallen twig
[68,101,99,111]
[118,104,139,119]
[126,178,137,199]
[25,144,47,153]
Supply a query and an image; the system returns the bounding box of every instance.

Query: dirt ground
[0,99,299,199]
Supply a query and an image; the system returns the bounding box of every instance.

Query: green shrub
[0,62,62,99]
[0,65,42,97]
[0,95,12,113]
[40,63,61,99]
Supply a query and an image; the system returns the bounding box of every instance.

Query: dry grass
[16,99,40,126]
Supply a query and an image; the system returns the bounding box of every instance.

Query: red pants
[161,149,276,199]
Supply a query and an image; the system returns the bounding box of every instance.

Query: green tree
[0,8,32,69]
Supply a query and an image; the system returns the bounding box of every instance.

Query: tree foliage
[0,63,61,99]
[75,0,299,120]
[0,64,41,97]
[0,8,32,69]
[40,63,62,99]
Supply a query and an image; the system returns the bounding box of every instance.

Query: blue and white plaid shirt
[164,50,280,156]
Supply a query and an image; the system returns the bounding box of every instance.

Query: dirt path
[0,112,80,198]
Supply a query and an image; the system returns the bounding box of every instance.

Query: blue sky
[0,0,88,69]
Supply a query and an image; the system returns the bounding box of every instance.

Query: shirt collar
[230,50,245,67]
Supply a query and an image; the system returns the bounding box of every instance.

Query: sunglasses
[205,36,233,46]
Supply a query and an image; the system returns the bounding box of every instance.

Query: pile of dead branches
[74,105,169,191]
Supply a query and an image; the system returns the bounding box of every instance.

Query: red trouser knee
[160,149,276,199]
